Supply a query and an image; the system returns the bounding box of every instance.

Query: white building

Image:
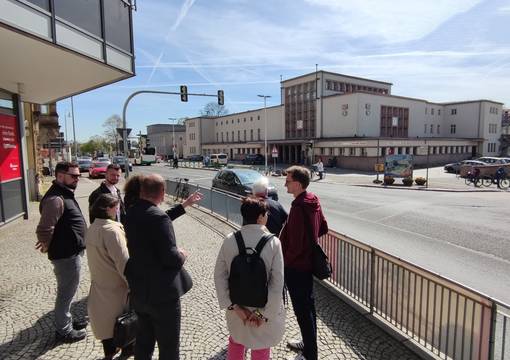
[182,70,503,170]
[147,124,186,159]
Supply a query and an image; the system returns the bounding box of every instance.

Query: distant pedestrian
[313,158,324,180]
[173,156,179,169]
[85,194,133,360]
[280,166,328,360]
[214,196,285,360]
[35,161,88,343]
[124,174,194,360]
[88,164,125,224]
[251,177,288,236]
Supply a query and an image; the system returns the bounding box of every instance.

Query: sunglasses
[65,173,80,179]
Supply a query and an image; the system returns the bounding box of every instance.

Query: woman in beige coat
[86,194,131,360]
[214,196,285,360]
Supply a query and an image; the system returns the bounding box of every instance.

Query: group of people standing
[36,162,328,360]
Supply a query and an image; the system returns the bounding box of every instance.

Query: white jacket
[214,224,286,349]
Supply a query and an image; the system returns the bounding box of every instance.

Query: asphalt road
[129,164,510,305]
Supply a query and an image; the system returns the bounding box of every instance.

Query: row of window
[216,129,262,143]
[189,146,196,154]
[488,124,498,134]
[487,143,497,152]
[425,108,441,116]
[424,124,441,134]
[203,148,260,155]
[325,80,388,95]
[216,115,260,127]
[318,145,473,157]
[489,107,499,114]
[189,133,196,140]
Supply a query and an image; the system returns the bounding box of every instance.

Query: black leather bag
[113,299,138,348]
[302,207,332,280]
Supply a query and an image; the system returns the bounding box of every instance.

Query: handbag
[113,295,138,348]
[301,207,332,280]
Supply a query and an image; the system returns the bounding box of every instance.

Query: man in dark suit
[124,174,192,360]
[88,164,126,224]
[252,177,287,236]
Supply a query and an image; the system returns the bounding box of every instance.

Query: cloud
[304,0,483,42]
[170,0,198,33]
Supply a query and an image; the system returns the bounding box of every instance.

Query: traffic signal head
[180,85,188,102]
[217,90,224,106]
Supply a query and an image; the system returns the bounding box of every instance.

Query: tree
[102,114,122,152]
[80,136,109,155]
[200,102,228,117]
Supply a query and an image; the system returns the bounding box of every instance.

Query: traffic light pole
[121,89,222,178]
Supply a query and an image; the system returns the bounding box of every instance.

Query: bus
[134,147,156,166]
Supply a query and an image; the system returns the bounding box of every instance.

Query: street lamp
[168,117,177,159]
[257,95,271,174]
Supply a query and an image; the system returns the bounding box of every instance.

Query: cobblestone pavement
[0,176,419,359]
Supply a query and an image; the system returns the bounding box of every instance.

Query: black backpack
[228,231,273,308]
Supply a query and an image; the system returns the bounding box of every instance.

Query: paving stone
[0,177,419,359]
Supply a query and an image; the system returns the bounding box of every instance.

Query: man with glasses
[280,166,328,360]
[36,161,88,343]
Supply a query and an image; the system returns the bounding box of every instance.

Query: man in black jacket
[88,163,125,224]
[252,177,288,236]
[124,174,192,360]
[35,162,88,342]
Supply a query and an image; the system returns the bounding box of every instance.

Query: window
[243,130,246,141]
[424,124,427,133]
[250,129,253,141]
[349,148,356,156]
[430,124,433,133]
[257,129,261,140]
[451,109,457,115]
[425,107,428,114]
[238,130,240,142]
[237,118,240,123]
[431,108,435,115]
[226,132,229,142]
[104,0,132,52]
[40,105,49,114]
[54,0,101,37]
[437,125,440,134]
[244,118,246,122]
[221,133,224,142]
[361,148,367,157]
[438,110,441,116]
[258,115,260,120]
[250,117,253,121]
[232,131,234,141]
[450,124,456,134]
[216,133,218,142]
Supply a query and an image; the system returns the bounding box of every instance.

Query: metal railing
[166,178,510,360]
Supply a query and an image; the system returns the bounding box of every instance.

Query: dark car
[78,159,92,172]
[112,156,133,172]
[242,154,264,165]
[212,168,278,200]
[188,154,204,162]
[444,160,486,173]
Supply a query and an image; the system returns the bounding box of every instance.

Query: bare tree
[102,114,122,153]
[200,102,228,117]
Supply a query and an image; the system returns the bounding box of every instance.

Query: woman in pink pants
[214,197,286,360]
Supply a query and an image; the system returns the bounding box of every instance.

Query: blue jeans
[285,267,317,360]
[51,254,82,335]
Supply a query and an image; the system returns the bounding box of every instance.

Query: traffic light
[180,85,188,102]
[217,90,224,106]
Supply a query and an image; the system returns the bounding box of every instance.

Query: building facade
[181,70,503,170]
[0,0,135,226]
[147,124,186,159]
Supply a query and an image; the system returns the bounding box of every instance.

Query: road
[128,164,510,304]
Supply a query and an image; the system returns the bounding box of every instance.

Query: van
[210,153,228,165]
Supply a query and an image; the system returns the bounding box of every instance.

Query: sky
[58,0,510,142]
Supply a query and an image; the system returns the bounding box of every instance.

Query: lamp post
[71,96,77,157]
[257,95,271,174]
[168,117,177,159]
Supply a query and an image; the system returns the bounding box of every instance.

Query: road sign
[116,128,132,139]
[271,146,278,158]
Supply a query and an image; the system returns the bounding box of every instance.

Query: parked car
[77,159,92,172]
[187,154,204,162]
[212,168,278,200]
[242,154,264,165]
[89,162,110,179]
[112,155,132,172]
[444,160,486,173]
[500,158,510,164]
[210,153,228,165]
[96,156,110,163]
[476,157,506,164]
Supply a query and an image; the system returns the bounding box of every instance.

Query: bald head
[252,177,269,198]
[140,174,166,203]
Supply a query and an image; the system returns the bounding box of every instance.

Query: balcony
[0,0,135,104]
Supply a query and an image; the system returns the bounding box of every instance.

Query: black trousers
[134,298,181,360]
[285,267,317,360]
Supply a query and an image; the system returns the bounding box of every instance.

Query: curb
[353,184,505,193]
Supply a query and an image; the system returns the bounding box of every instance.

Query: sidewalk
[0,177,418,359]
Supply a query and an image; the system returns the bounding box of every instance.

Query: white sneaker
[287,339,305,351]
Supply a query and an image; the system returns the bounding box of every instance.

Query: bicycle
[174,178,190,201]
[464,169,481,187]
[495,167,509,190]
[310,165,325,181]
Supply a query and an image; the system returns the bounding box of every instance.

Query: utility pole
[168,117,178,159]
[257,95,271,174]
[71,96,77,157]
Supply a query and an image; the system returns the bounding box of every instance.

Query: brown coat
[85,219,129,340]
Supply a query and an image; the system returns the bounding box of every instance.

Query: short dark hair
[285,165,310,189]
[124,174,144,209]
[140,174,165,199]
[90,194,119,221]
[240,196,268,224]
[55,161,79,175]
[107,164,121,171]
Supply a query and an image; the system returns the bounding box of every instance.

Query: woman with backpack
[214,196,285,360]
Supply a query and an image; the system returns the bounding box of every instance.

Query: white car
[476,157,506,164]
